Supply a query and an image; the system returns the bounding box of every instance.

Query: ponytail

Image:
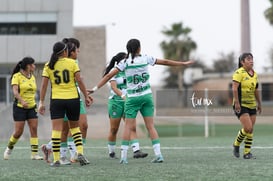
[103,52,126,77]
[126,39,140,63]
[48,42,67,70]
[10,57,35,80]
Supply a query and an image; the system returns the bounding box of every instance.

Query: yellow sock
[51,130,61,162]
[244,133,253,154]
[234,128,246,146]
[70,127,83,155]
[30,137,39,156]
[7,135,18,149]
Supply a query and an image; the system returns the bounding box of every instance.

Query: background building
[0,0,109,140]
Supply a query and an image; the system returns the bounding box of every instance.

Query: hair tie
[56,44,67,55]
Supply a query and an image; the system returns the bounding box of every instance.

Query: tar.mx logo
[190,92,213,108]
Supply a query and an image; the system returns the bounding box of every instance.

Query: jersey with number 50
[42,57,80,99]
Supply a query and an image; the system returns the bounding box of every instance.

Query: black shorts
[50,98,80,121]
[233,106,256,119]
[13,104,38,121]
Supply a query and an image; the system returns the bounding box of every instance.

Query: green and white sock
[152,139,161,156]
[108,141,116,153]
[130,139,140,152]
[67,137,76,158]
[60,142,68,158]
[121,140,129,159]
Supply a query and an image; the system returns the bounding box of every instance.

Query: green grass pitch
[1,125,273,181]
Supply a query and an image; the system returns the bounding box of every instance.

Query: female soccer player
[38,41,92,166]
[104,52,147,159]
[89,38,194,164]
[40,38,92,165]
[4,57,43,160]
[232,53,261,159]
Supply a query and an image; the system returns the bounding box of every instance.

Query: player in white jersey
[104,52,148,159]
[89,38,194,164]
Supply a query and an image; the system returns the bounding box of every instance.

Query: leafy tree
[264,0,273,70]
[160,22,197,89]
[264,0,273,25]
[212,52,236,73]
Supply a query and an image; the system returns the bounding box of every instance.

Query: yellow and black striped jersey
[42,57,80,99]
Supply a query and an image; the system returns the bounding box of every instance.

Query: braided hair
[126,39,140,63]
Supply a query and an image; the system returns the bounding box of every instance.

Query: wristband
[92,86,98,92]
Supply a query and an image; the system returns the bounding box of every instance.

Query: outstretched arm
[156,59,194,66]
[88,67,119,94]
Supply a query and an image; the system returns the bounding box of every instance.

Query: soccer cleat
[151,155,164,163]
[109,152,118,159]
[243,152,256,159]
[31,154,43,160]
[133,150,148,158]
[41,144,51,163]
[60,157,71,165]
[119,158,128,164]
[77,153,90,166]
[233,144,240,158]
[50,160,61,167]
[3,147,13,160]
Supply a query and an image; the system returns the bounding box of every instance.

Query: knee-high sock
[7,135,18,149]
[108,141,116,154]
[120,140,129,159]
[67,137,76,158]
[130,139,140,152]
[234,128,246,146]
[30,137,39,156]
[152,139,162,156]
[52,130,61,162]
[60,142,68,158]
[70,127,83,155]
[244,132,253,154]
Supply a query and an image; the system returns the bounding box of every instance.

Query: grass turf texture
[1,132,273,181]
[140,123,273,137]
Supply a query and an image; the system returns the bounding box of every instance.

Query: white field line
[1,146,273,150]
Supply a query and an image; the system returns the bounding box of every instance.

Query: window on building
[261,83,273,102]
[0,77,12,103]
[0,22,56,35]
[0,12,57,35]
[0,78,6,102]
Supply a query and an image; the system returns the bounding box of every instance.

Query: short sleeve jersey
[116,55,156,97]
[109,70,127,99]
[11,72,37,108]
[232,67,258,109]
[42,57,80,99]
